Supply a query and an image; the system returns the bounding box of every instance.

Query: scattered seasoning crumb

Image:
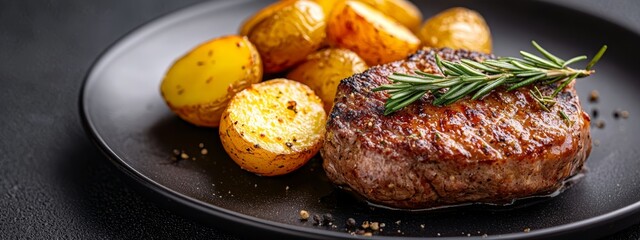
[299,210,310,221]
[395,220,401,225]
[286,100,298,113]
[524,228,531,233]
[172,149,180,156]
[370,222,379,231]
[312,214,321,225]
[254,184,257,188]
[191,157,196,160]
[198,143,204,148]
[285,186,290,191]
[363,232,372,237]
[467,233,471,237]
[589,90,599,102]
[613,110,620,119]
[200,148,208,155]
[594,139,600,146]
[379,223,386,228]
[621,110,630,119]
[420,224,425,229]
[437,233,441,236]
[361,221,370,229]
[355,229,365,235]
[596,120,605,129]
[592,109,599,118]
[180,153,189,160]
[346,218,356,228]
[285,142,293,148]
[482,234,488,238]
[397,230,401,233]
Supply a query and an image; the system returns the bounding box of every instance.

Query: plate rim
[78,0,640,239]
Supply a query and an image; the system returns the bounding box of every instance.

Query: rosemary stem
[374,41,606,115]
[545,68,593,78]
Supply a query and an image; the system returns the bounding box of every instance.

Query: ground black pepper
[322,213,334,225]
[312,214,321,225]
[346,218,356,228]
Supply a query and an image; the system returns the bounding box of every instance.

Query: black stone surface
[0,0,638,239]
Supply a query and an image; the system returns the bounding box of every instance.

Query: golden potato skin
[219,79,326,176]
[313,0,422,31]
[359,0,422,31]
[248,0,326,73]
[287,48,368,112]
[327,0,420,66]
[160,35,262,127]
[419,7,492,53]
[313,0,337,17]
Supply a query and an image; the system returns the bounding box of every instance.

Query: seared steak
[321,48,591,209]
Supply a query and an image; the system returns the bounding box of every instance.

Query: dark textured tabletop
[1,0,639,239]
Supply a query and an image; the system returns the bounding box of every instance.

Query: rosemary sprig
[373,41,607,115]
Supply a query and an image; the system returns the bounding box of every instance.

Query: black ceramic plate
[80,0,640,239]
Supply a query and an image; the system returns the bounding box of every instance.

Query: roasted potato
[418,7,492,53]
[287,48,368,112]
[313,0,422,31]
[247,0,326,73]
[160,35,262,127]
[327,0,420,66]
[219,79,326,176]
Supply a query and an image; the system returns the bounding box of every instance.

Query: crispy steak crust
[321,48,591,209]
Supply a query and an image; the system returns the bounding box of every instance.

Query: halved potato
[160,35,262,127]
[313,0,422,31]
[287,48,368,112]
[219,79,326,176]
[247,0,326,73]
[327,0,420,66]
[418,7,492,53]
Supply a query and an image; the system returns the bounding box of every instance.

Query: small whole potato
[327,0,420,66]
[287,48,368,112]
[160,35,262,127]
[219,79,326,176]
[419,7,492,53]
[247,0,326,73]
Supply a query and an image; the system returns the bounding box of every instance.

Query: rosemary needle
[373,41,607,115]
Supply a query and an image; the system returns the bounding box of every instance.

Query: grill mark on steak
[321,48,591,209]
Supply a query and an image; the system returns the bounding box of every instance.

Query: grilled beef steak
[321,48,591,209]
